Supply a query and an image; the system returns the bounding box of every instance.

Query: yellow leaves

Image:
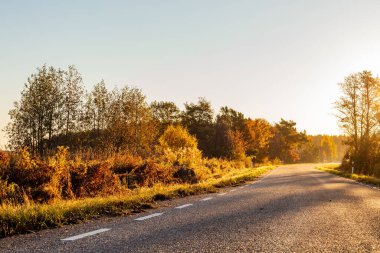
[16,147,38,170]
[0,151,9,169]
[158,125,198,151]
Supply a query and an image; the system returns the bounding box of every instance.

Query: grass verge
[316,164,380,188]
[0,165,274,238]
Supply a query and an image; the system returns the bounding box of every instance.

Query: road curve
[1,164,380,252]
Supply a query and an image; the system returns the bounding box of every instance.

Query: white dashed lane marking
[134,212,164,221]
[59,177,268,242]
[61,228,111,241]
[175,204,193,209]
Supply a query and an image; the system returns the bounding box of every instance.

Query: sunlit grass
[0,165,274,238]
[316,164,380,188]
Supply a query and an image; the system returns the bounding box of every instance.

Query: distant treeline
[5,64,345,164]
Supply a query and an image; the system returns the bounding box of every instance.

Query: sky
[1,0,380,148]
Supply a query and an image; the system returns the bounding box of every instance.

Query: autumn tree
[245,118,273,162]
[83,80,110,133]
[335,71,380,173]
[319,135,338,162]
[182,98,215,157]
[269,119,307,163]
[226,129,247,161]
[107,86,157,156]
[150,101,181,134]
[214,107,246,158]
[6,65,63,155]
[60,65,84,135]
[299,137,319,163]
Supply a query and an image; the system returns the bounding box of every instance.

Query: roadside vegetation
[0,164,274,238]
[315,70,380,189]
[316,164,380,188]
[335,71,380,177]
[0,64,347,238]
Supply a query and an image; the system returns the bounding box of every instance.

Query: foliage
[83,80,110,133]
[0,165,275,238]
[0,151,10,177]
[269,119,307,163]
[107,86,158,156]
[182,98,215,157]
[5,65,346,165]
[150,101,181,134]
[158,125,198,151]
[245,118,273,161]
[213,107,247,158]
[226,130,247,161]
[1,63,362,239]
[335,71,380,175]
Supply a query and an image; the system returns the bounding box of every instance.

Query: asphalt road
[1,164,380,253]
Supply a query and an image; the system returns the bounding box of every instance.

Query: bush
[111,153,144,174]
[158,125,198,151]
[45,146,74,200]
[0,151,10,169]
[134,160,174,187]
[0,180,24,205]
[75,162,121,197]
[6,148,53,202]
[173,167,197,184]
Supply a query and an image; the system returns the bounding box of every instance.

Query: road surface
[1,164,380,252]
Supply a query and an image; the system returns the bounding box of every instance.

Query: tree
[226,129,247,161]
[83,80,110,133]
[107,86,157,155]
[245,118,273,161]
[60,65,84,135]
[319,135,338,162]
[150,101,180,134]
[213,107,246,158]
[335,71,380,173]
[182,98,215,157]
[299,137,319,163]
[269,119,307,163]
[6,65,62,155]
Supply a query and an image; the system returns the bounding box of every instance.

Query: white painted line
[218,193,227,196]
[175,204,193,209]
[201,197,213,201]
[61,228,111,241]
[134,212,164,221]
[230,189,236,192]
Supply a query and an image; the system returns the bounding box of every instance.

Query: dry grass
[0,165,274,238]
[316,164,380,188]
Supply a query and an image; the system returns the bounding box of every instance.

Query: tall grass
[0,165,274,238]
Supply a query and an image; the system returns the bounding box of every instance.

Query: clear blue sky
[1,0,380,148]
